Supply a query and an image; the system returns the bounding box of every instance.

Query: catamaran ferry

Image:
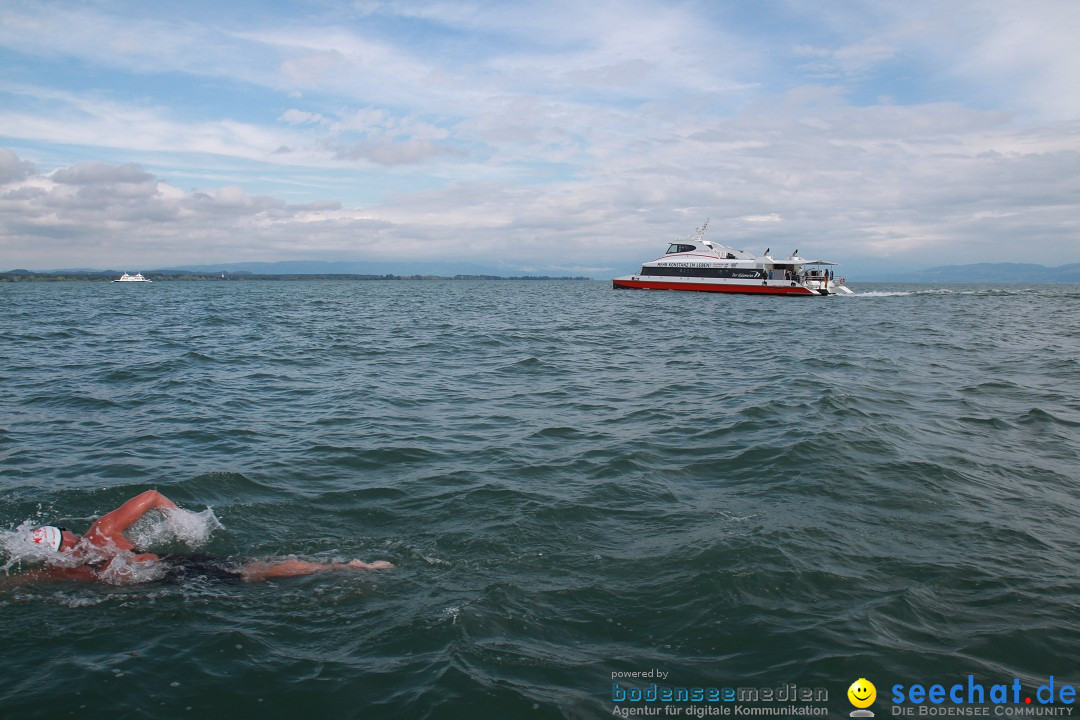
[612,221,851,296]
[113,273,151,283]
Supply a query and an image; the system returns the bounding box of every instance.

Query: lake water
[1,280,1078,718]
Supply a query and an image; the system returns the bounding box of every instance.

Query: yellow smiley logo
[848,678,876,709]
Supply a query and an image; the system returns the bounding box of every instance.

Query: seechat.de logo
[848,678,877,717]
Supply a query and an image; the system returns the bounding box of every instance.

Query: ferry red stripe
[612,278,816,295]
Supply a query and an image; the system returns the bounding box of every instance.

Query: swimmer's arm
[238,558,394,581]
[1,565,100,585]
[85,490,178,550]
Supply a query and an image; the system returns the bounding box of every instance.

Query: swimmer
[17,489,393,583]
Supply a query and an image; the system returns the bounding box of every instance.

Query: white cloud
[956,1,1080,121]
[0,148,36,184]
[0,85,301,165]
[52,162,155,185]
[279,109,329,126]
[0,155,351,268]
[0,1,1078,274]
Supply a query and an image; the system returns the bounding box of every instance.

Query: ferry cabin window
[666,244,697,254]
[640,266,765,279]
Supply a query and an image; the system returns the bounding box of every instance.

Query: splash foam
[126,507,223,551]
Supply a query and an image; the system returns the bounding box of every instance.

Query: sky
[1,0,1079,276]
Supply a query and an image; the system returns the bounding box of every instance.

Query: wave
[3,281,1079,716]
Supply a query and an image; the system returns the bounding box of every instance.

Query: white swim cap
[31,526,63,552]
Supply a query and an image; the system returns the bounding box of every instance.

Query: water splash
[95,553,167,585]
[126,507,223,551]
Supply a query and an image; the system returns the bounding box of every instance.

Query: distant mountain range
[859,262,1080,283]
[154,259,589,278]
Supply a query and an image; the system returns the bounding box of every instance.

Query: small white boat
[613,220,853,296]
[113,272,151,283]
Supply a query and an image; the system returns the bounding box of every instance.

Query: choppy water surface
[2,280,1079,718]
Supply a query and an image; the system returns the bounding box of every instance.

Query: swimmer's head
[30,526,65,552]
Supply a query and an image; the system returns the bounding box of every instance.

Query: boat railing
[804,274,844,287]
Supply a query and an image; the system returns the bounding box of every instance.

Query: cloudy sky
[1,0,1078,276]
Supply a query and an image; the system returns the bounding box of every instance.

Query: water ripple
[1,280,1079,716]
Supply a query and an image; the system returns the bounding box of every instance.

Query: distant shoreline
[6,263,1080,283]
[0,271,592,283]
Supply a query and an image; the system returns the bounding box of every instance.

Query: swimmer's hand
[347,560,394,570]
